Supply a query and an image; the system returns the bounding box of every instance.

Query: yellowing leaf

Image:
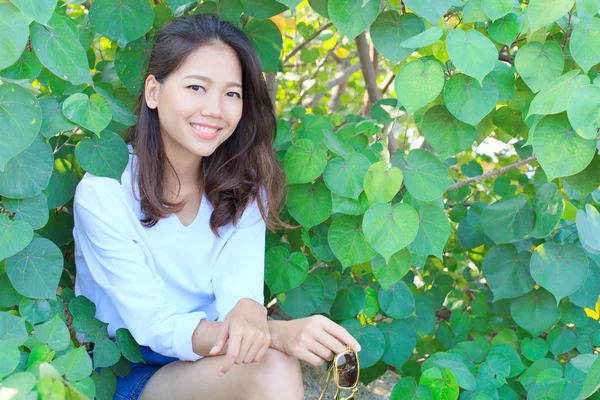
[335,47,350,58]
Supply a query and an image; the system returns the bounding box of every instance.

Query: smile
[190,123,222,139]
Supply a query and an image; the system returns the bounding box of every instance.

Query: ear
[145,75,160,109]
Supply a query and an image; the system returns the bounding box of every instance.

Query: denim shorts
[92,344,179,400]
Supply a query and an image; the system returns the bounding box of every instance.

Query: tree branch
[498,52,514,64]
[355,33,381,106]
[447,156,537,191]
[283,22,333,64]
[302,63,361,108]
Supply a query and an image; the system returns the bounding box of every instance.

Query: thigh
[139,348,302,400]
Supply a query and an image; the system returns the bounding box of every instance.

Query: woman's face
[145,44,244,162]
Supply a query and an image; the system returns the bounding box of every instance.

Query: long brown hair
[127,14,287,235]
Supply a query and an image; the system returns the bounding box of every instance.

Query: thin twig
[562,7,574,49]
[447,156,537,191]
[498,53,515,64]
[283,22,333,64]
[559,230,577,243]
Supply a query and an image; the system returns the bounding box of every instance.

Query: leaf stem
[447,156,537,191]
[282,22,333,64]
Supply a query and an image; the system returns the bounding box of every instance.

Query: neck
[162,140,203,197]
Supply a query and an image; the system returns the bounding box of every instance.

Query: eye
[188,85,205,92]
[227,92,242,99]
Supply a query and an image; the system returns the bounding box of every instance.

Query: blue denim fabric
[92,345,179,400]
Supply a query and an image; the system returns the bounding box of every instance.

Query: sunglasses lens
[336,351,358,388]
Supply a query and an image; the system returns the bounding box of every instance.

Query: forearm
[191,320,229,357]
[267,319,288,352]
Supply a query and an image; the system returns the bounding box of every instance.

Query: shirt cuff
[173,311,207,361]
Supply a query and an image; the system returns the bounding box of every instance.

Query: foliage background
[1,0,600,399]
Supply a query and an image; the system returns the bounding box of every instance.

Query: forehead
[175,44,242,82]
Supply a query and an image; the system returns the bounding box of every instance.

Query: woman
[73,14,360,400]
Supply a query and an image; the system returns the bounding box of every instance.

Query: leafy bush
[1,0,600,399]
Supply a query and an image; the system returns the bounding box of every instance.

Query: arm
[74,176,206,361]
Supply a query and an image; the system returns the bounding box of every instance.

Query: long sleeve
[212,198,266,322]
[73,176,206,361]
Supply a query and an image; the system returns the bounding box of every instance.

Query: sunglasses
[318,345,360,400]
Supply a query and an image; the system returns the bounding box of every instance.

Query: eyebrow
[182,74,242,89]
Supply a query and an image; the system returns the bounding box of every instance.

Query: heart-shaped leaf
[371,248,412,290]
[422,105,477,160]
[363,162,403,204]
[521,337,548,361]
[328,0,380,40]
[51,347,93,382]
[422,352,477,390]
[447,29,498,84]
[115,328,144,363]
[39,97,77,139]
[482,244,535,301]
[243,19,283,73]
[511,288,561,336]
[395,60,445,114]
[11,0,57,25]
[323,152,371,199]
[265,246,309,294]
[331,285,366,320]
[407,204,450,259]
[277,274,325,318]
[401,26,443,48]
[286,181,332,229]
[570,16,600,73]
[488,12,523,45]
[527,70,590,118]
[75,131,129,181]
[62,93,112,136]
[565,154,600,198]
[378,279,415,318]
[0,312,28,346]
[444,73,498,125]
[0,3,30,71]
[479,194,535,243]
[527,0,575,32]
[363,203,419,262]
[35,315,71,351]
[567,84,600,140]
[530,183,564,239]
[515,41,564,93]
[0,215,33,262]
[328,215,377,269]
[576,204,600,252]
[481,0,514,20]
[284,138,328,184]
[371,11,425,64]
[340,319,385,368]
[114,37,151,96]
[378,320,417,370]
[404,149,453,201]
[401,0,455,24]
[89,0,153,47]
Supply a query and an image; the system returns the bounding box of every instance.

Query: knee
[254,349,303,399]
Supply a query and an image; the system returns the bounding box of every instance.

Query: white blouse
[72,146,266,361]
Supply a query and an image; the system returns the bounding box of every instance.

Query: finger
[309,340,335,362]
[235,335,251,364]
[297,347,327,367]
[253,342,269,362]
[321,320,361,352]
[243,340,262,364]
[219,331,242,377]
[211,320,230,355]
[315,329,347,355]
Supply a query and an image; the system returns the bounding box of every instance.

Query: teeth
[190,123,219,134]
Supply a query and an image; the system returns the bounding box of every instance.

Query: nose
[200,92,224,119]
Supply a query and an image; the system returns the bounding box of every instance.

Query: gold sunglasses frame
[318,346,360,400]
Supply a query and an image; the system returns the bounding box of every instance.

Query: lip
[190,122,223,140]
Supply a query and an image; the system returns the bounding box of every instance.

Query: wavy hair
[127,14,287,235]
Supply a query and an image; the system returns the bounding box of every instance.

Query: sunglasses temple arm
[318,363,335,400]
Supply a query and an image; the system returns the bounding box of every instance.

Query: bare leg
[139,348,304,400]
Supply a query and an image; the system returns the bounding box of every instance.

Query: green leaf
[478,194,534,243]
[284,139,328,184]
[547,325,577,356]
[407,203,450,259]
[93,337,121,368]
[479,353,511,387]
[533,113,597,180]
[0,214,33,262]
[20,298,52,325]
[530,242,588,302]
[0,49,43,81]
[511,288,562,336]
[395,60,445,114]
[407,295,436,337]
[363,162,403,204]
[371,248,412,290]
[286,182,332,229]
[404,149,453,201]
[565,154,600,198]
[378,279,415,319]
[31,14,92,85]
[313,269,338,315]
[566,84,600,140]
[51,347,93,381]
[379,320,417,369]
[363,203,419,262]
[0,341,21,379]
[0,273,24,308]
[75,131,129,181]
[422,105,477,160]
[576,204,600,252]
[340,319,385,368]
[530,183,564,238]
[328,0,380,40]
[446,29,498,84]
[240,0,287,18]
[515,41,565,93]
[95,85,137,127]
[115,37,151,96]
[482,244,535,301]
[69,295,96,318]
[521,337,549,361]
[0,83,43,172]
[463,0,490,23]
[490,60,516,102]
[89,0,153,47]
[330,285,365,320]
[331,192,370,216]
[488,13,523,45]
[328,215,377,269]
[481,0,514,20]
[62,93,112,136]
[422,352,477,391]
[277,274,325,318]
[576,355,600,399]
[370,11,426,64]
[11,0,57,25]
[35,315,71,351]
[527,0,575,32]
[92,367,117,400]
[115,328,143,363]
[444,73,499,125]
[0,312,28,346]
[402,0,455,25]
[42,158,78,209]
[265,247,309,294]
[570,17,600,73]
[0,3,30,71]
[39,97,77,139]
[490,343,526,378]
[5,238,63,299]
[72,315,109,343]
[527,70,590,118]
[244,19,283,73]
[0,135,53,199]
[401,26,443,48]
[323,152,371,199]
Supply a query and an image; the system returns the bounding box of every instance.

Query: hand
[210,298,270,376]
[273,315,361,367]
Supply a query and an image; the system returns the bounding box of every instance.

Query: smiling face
[144,43,243,165]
